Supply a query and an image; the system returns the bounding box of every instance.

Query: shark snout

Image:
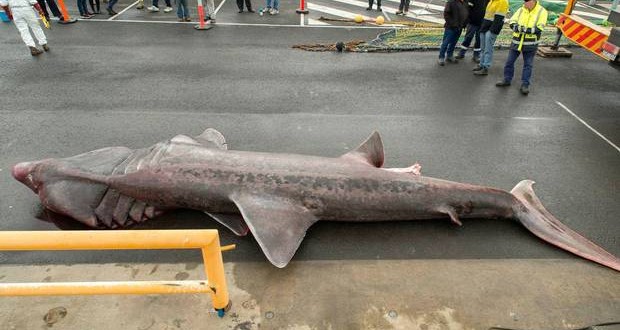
[11,161,39,192]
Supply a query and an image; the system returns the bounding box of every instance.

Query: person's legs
[521,48,536,87]
[77,0,87,15]
[438,28,451,60]
[457,24,475,58]
[245,0,253,11]
[367,0,373,10]
[446,28,462,59]
[481,32,498,68]
[107,0,117,13]
[36,0,51,19]
[403,0,410,12]
[376,0,381,9]
[272,0,278,9]
[236,0,243,10]
[12,12,37,48]
[502,48,521,83]
[25,9,47,46]
[472,26,481,61]
[46,0,62,17]
[205,0,215,18]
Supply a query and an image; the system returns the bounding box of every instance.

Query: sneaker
[164,6,173,12]
[395,10,403,15]
[520,85,529,95]
[147,6,159,12]
[473,68,488,75]
[136,1,144,9]
[446,57,457,63]
[107,8,118,15]
[455,53,465,60]
[437,58,445,66]
[248,8,255,12]
[178,17,185,21]
[184,17,191,21]
[80,14,92,19]
[472,65,483,71]
[269,8,278,14]
[42,44,50,51]
[30,46,43,56]
[366,6,371,10]
[496,80,511,87]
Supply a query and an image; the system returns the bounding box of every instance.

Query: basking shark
[11,128,620,271]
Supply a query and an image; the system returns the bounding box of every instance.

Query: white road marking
[85,18,393,28]
[109,0,139,20]
[555,101,620,153]
[384,0,444,12]
[307,2,373,20]
[215,0,227,14]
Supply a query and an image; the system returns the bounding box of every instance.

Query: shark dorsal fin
[340,131,384,168]
[231,194,318,268]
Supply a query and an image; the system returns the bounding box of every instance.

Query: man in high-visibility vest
[496,0,548,95]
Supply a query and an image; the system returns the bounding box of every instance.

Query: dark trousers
[368,0,381,9]
[89,0,100,12]
[398,0,410,11]
[503,47,537,86]
[236,0,252,10]
[107,0,117,10]
[36,0,62,18]
[458,23,481,57]
[439,27,463,59]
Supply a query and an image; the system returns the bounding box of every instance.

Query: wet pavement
[0,16,619,267]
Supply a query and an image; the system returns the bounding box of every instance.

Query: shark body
[11,128,620,270]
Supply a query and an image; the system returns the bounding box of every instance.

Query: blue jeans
[458,23,481,57]
[479,30,498,69]
[152,0,171,7]
[438,27,463,60]
[266,0,278,9]
[77,0,89,14]
[177,0,189,17]
[503,47,537,86]
[107,0,117,10]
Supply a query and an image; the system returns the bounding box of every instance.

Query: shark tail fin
[511,180,620,272]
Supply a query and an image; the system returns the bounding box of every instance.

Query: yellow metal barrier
[0,230,232,317]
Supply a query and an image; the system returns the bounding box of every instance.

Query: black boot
[42,44,50,51]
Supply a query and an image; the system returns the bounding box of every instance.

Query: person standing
[236,0,253,12]
[437,0,468,66]
[366,0,380,11]
[0,0,49,56]
[395,0,410,15]
[455,0,487,63]
[473,0,508,75]
[496,0,547,95]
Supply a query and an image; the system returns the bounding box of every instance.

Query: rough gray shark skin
[11,128,620,271]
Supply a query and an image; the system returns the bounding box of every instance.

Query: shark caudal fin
[511,180,620,272]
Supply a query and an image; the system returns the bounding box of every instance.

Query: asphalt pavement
[0,17,618,267]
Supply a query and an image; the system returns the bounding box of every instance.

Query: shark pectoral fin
[438,206,462,226]
[231,194,318,268]
[204,212,250,236]
[340,131,385,168]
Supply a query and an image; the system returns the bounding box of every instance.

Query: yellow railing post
[0,230,232,318]
[202,233,230,316]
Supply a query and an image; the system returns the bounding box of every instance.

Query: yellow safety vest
[510,2,548,51]
[483,0,509,21]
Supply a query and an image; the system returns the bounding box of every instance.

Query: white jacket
[0,0,37,9]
